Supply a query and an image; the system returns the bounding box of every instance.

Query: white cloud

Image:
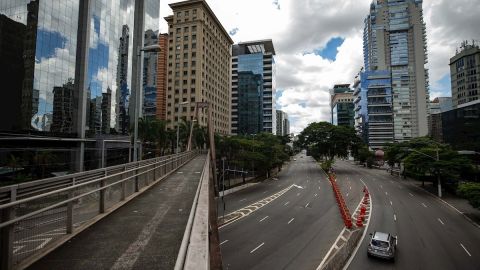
[160,0,480,134]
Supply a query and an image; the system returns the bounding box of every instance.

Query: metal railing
[0,150,200,270]
[175,151,210,270]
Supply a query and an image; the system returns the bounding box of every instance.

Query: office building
[0,0,160,172]
[427,97,452,139]
[156,33,169,121]
[276,110,289,136]
[331,84,355,127]
[143,29,159,119]
[450,41,480,108]
[429,100,480,152]
[165,0,233,135]
[232,40,276,135]
[360,0,429,149]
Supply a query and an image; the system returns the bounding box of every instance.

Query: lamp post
[133,44,160,162]
[407,147,441,198]
[176,101,189,154]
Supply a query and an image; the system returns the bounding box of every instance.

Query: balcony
[353,96,361,104]
[367,103,392,107]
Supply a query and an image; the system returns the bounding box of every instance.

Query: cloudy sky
[160,0,480,134]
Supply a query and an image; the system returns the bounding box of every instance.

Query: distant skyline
[160,0,480,134]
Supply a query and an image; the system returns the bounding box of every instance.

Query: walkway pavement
[29,154,207,270]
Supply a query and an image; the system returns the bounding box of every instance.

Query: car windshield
[371,239,389,248]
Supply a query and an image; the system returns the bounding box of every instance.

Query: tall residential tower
[359,0,429,149]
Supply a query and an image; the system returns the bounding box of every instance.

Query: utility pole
[436,148,442,198]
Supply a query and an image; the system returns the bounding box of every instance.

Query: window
[175,54,180,59]
[184,35,189,41]
[183,53,188,58]
[176,28,181,33]
[176,45,181,50]
[177,11,182,17]
[192,34,196,41]
[184,27,189,32]
[192,26,197,32]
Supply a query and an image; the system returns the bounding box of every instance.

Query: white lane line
[288,218,295,224]
[250,242,265,254]
[380,185,383,189]
[346,193,349,197]
[409,193,414,197]
[460,243,472,257]
[220,240,229,245]
[263,191,267,194]
[422,203,428,208]
[259,216,269,223]
[240,199,247,202]
[390,201,393,206]
[385,191,388,196]
[394,214,397,221]
[438,218,445,225]
[314,193,318,197]
[284,201,290,206]
[349,186,352,190]
[305,202,310,208]
[111,206,170,270]
[297,193,300,196]
[318,186,321,190]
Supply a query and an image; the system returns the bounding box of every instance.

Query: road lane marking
[319,186,321,190]
[314,193,318,197]
[263,191,267,194]
[385,192,388,196]
[297,193,300,196]
[460,243,472,257]
[305,202,310,208]
[284,201,290,206]
[394,214,397,221]
[288,218,295,224]
[250,242,265,254]
[380,185,383,189]
[409,193,414,197]
[390,201,393,206]
[259,216,269,222]
[422,203,428,208]
[220,240,229,245]
[111,206,170,270]
[349,186,352,190]
[346,193,349,197]
[240,199,247,202]
[438,218,445,225]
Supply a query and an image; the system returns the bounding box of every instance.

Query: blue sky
[314,37,345,61]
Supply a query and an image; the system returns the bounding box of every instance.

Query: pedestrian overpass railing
[0,150,202,270]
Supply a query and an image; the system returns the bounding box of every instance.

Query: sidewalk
[28,154,207,270]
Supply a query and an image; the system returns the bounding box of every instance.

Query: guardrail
[175,150,210,270]
[0,151,200,270]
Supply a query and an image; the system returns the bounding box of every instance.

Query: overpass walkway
[28,154,207,270]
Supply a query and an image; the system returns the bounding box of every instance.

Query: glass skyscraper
[232,40,276,135]
[0,0,159,172]
[356,0,429,149]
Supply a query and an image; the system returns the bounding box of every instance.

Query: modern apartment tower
[360,0,429,149]
[331,84,355,127]
[165,0,233,135]
[450,41,480,108]
[276,110,289,136]
[231,40,276,135]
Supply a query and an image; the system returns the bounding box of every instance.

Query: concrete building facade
[331,84,355,127]
[360,0,429,149]
[156,33,169,121]
[231,40,276,135]
[450,41,480,108]
[276,110,289,136]
[165,0,233,135]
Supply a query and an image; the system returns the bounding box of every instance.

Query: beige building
[165,0,233,135]
[450,41,480,108]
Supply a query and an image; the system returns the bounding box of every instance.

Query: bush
[457,182,480,209]
[321,159,334,172]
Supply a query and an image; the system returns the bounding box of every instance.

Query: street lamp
[176,101,189,153]
[406,148,442,198]
[133,44,160,162]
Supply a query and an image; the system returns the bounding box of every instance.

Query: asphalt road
[333,160,480,270]
[219,153,346,270]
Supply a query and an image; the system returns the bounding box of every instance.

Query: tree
[296,122,364,162]
[457,182,480,209]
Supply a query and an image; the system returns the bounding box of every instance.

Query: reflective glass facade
[0,0,80,134]
[231,40,276,135]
